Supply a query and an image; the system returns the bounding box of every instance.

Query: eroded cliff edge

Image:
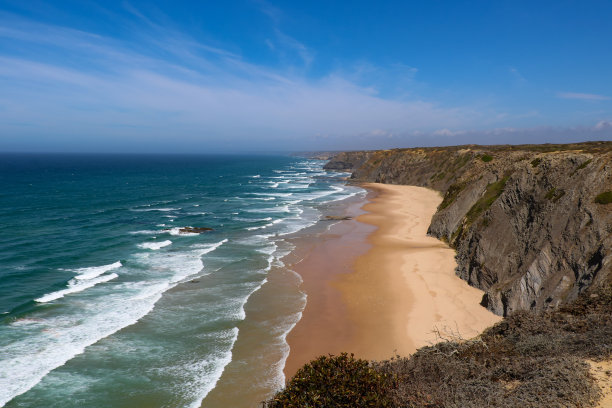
[324,142,612,316]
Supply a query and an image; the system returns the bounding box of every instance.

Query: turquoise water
[0,154,362,407]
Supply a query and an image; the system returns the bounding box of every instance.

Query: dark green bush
[530,158,541,167]
[481,154,493,162]
[594,191,612,205]
[265,353,392,407]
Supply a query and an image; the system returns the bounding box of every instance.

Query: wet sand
[283,197,375,376]
[285,183,501,378]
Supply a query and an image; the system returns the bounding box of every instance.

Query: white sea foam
[166,227,198,236]
[274,307,305,389]
[321,191,359,204]
[246,205,290,214]
[186,328,239,408]
[245,218,283,231]
[234,234,273,246]
[0,160,355,406]
[191,239,228,254]
[72,261,122,281]
[255,242,278,256]
[285,183,311,189]
[249,197,275,201]
[294,189,336,202]
[245,224,271,231]
[131,207,180,212]
[129,230,158,235]
[249,192,293,197]
[138,240,172,250]
[0,239,229,406]
[232,216,273,223]
[35,273,119,303]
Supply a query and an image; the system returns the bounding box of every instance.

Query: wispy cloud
[0,9,607,153]
[594,120,612,130]
[509,67,527,84]
[557,92,611,101]
[272,28,314,68]
[432,128,467,137]
[251,0,283,24]
[0,11,486,152]
[252,2,314,69]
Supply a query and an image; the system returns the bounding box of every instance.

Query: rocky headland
[324,142,612,317]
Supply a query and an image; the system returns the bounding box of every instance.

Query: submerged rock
[180,227,213,233]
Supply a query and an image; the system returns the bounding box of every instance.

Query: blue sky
[0,0,610,152]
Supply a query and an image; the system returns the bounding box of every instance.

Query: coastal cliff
[324,142,612,316]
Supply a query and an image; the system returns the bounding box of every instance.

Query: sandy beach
[285,183,501,378]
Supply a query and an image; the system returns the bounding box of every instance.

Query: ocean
[0,154,364,407]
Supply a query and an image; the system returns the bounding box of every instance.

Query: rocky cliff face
[324,142,612,316]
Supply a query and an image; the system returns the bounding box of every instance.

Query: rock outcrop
[324,142,612,316]
[164,227,213,234]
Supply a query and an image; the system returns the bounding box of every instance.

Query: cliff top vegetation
[267,285,612,407]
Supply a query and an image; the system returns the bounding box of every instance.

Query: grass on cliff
[438,181,468,210]
[595,191,612,205]
[268,286,612,408]
[465,176,508,224]
[545,187,566,202]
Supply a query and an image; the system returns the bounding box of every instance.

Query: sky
[0,0,611,153]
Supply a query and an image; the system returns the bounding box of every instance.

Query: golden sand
[285,183,501,377]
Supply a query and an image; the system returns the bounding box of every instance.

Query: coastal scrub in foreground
[265,353,392,407]
[268,285,612,407]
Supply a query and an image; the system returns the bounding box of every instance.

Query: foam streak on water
[0,239,228,406]
[0,155,365,408]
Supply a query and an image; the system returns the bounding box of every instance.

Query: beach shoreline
[284,182,501,379]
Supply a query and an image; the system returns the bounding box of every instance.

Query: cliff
[324,142,612,316]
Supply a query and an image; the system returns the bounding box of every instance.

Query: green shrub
[481,154,493,162]
[545,188,566,202]
[577,159,592,170]
[265,353,392,407]
[571,159,593,176]
[594,191,612,205]
[530,158,541,167]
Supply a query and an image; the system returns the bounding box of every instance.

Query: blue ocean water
[0,154,363,407]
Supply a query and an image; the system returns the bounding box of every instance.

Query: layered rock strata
[324,142,612,316]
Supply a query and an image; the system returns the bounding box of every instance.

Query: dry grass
[269,285,612,407]
[375,285,612,407]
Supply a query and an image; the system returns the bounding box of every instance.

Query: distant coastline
[268,142,612,407]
